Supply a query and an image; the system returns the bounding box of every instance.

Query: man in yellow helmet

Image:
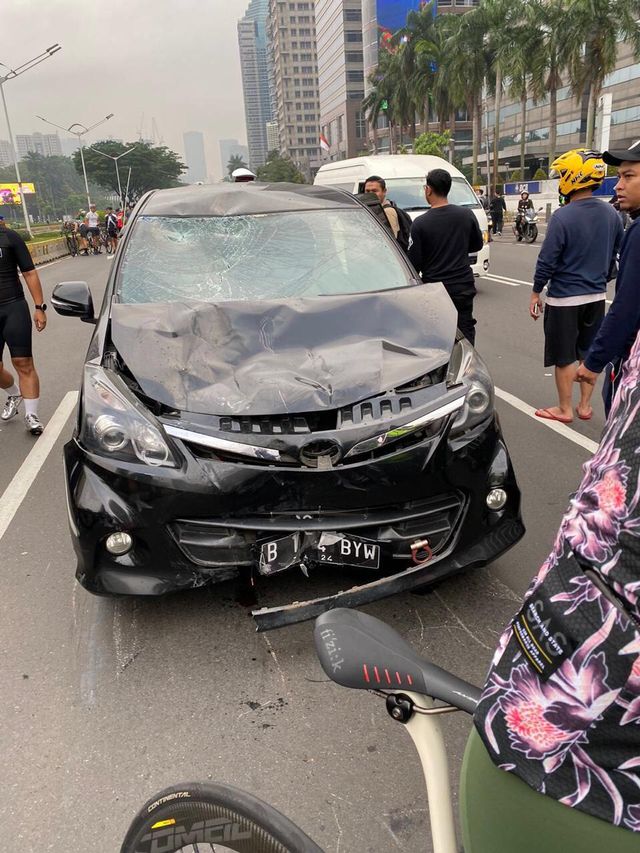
[530,149,623,423]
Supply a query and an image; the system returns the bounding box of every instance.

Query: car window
[384,177,480,211]
[118,209,413,303]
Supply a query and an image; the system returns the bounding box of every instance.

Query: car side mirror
[52,281,96,324]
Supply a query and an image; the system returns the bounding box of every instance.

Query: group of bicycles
[62,223,118,257]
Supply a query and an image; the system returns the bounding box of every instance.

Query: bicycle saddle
[314,608,481,714]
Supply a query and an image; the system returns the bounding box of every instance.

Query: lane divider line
[482,274,613,305]
[495,386,599,455]
[0,391,78,543]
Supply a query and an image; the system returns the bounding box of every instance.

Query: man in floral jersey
[465,324,640,850]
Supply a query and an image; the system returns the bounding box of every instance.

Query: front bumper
[64,413,523,629]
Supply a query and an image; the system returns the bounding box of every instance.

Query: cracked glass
[117,209,411,303]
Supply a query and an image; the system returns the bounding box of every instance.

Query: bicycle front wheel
[121,782,323,853]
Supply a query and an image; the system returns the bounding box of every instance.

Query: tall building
[238,0,275,170]
[183,131,208,183]
[0,139,14,168]
[61,137,81,158]
[316,0,366,160]
[15,132,62,159]
[268,0,322,177]
[266,120,280,153]
[219,138,250,178]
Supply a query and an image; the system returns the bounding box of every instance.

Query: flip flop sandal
[576,409,593,420]
[534,407,573,424]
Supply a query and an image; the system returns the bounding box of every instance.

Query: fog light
[105,531,133,555]
[486,488,507,511]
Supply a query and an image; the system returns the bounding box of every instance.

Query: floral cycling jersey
[474,328,640,833]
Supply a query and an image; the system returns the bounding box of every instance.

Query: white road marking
[495,386,599,454]
[482,274,613,304]
[0,391,78,543]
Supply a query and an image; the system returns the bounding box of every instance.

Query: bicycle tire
[120,781,324,853]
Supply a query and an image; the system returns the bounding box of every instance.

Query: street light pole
[36,113,114,208]
[0,45,62,237]
[88,145,136,210]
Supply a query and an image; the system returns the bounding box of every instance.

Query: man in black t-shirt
[0,222,47,434]
[408,169,484,345]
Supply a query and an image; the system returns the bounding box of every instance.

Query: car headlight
[447,338,494,435]
[79,364,178,467]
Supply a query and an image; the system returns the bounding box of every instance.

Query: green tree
[504,7,546,178]
[568,0,640,148]
[74,141,185,203]
[413,130,452,157]
[0,152,107,219]
[257,151,305,183]
[533,0,573,170]
[227,154,248,176]
[445,10,489,184]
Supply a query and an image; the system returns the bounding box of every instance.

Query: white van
[314,155,490,276]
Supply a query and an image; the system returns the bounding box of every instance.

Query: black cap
[603,140,640,166]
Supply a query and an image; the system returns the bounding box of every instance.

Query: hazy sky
[2,0,251,180]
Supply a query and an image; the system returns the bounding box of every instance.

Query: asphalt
[0,239,610,852]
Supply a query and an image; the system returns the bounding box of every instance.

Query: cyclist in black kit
[0,218,47,434]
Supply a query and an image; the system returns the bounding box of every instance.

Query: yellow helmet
[550,149,606,197]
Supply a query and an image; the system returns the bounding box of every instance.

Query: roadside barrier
[30,236,69,265]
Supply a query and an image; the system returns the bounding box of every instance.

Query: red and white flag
[319,133,330,152]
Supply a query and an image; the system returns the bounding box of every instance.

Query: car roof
[315,154,467,180]
[139,182,361,217]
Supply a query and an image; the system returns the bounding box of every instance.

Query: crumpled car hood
[110,284,457,416]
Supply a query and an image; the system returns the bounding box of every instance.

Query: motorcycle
[513,207,543,243]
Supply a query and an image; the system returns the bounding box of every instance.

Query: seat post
[400,691,459,853]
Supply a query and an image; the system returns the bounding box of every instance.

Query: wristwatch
[35,304,47,312]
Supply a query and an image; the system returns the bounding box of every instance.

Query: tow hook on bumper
[411,539,432,565]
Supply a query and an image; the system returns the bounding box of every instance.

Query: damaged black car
[53,183,524,630]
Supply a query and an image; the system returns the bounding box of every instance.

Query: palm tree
[567,0,640,148]
[362,76,387,153]
[446,11,488,183]
[532,0,572,169]
[227,154,248,176]
[504,10,546,177]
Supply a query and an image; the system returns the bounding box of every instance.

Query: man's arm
[468,211,484,253]
[12,232,47,332]
[407,220,424,276]
[579,228,640,379]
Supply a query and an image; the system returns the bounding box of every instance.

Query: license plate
[258,531,381,575]
[315,532,380,569]
[258,533,303,576]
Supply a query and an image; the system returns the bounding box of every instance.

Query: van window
[383,177,480,211]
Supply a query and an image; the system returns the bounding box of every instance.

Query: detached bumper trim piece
[252,516,525,632]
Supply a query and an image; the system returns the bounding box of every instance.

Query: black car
[53,183,524,630]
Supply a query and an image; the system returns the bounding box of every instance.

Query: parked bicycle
[63,229,79,257]
[120,602,637,853]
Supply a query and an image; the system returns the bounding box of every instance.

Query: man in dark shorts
[0,219,47,434]
[530,149,623,423]
[408,168,484,345]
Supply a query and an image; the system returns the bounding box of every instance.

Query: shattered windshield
[118,209,412,303]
